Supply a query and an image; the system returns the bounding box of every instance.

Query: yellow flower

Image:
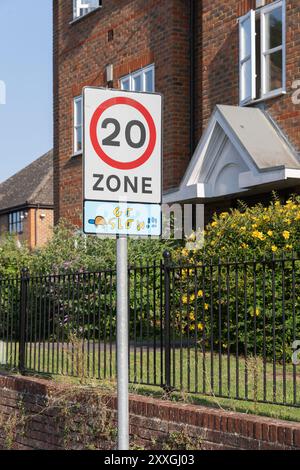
[197,290,203,298]
[240,226,246,232]
[252,230,265,241]
[283,230,290,240]
[181,248,189,257]
[263,215,270,222]
[182,295,188,304]
[252,224,258,229]
[220,212,229,219]
[286,244,293,250]
[181,269,189,280]
[275,201,281,207]
[241,243,249,249]
[197,323,204,331]
[250,307,260,317]
[204,303,209,311]
[267,230,273,237]
[272,245,278,252]
[189,312,195,321]
[211,221,218,227]
[190,294,195,302]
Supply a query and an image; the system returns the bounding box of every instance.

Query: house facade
[53,0,300,226]
[0,150,54,249]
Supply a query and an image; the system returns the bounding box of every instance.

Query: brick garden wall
[0,373,300,450]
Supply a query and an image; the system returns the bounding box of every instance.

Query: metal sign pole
[117,234,129,450]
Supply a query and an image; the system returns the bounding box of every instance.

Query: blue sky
[0,0,53,183]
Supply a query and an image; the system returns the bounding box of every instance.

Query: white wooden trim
[239,10,256,105]
[261,0,285,97]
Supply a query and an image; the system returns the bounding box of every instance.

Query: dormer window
[239,0,285,105]
[73,0,101,20]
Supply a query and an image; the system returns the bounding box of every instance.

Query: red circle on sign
[90,97,157,170]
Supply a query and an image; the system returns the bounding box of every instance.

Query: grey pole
[117,234,129,450]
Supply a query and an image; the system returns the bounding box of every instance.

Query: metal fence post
[163,251,171,391]
[19,268,29,374]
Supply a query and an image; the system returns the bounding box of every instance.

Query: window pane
[265,50,282,93]
[241,17,251,59]
[265,7,282,50]
[75,127,83,152]
[133,74,142,92]
[256,17,262,99]
[145,70,154,92]
[241,59,252,101]
[75,99,82,126]
[88,0,99,8]
[121,78,130,91]
[74,0,99,18]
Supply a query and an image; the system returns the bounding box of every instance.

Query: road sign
[82,87,163,451]
[84,201,161,236]
[83,87,162,205]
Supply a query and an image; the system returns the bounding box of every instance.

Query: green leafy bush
[0,220,179,276]
[174,196,300,361]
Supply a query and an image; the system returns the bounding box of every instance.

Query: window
[73,0,101,20]
[120,65,155,93]
[239,0,285,105]
[9,211,23,234]
[73,96,83,154]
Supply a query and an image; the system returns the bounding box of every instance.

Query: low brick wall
[0,373,300,450]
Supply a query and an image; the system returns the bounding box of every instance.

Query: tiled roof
[0,150,53,213]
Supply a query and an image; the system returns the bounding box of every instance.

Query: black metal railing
[0,253,299,407]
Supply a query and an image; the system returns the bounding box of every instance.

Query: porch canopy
[164,105,300,204]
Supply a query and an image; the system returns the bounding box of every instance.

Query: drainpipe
[189,0,196,158]
[35,206,39,248]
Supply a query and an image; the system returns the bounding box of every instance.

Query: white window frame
[120,64,155,93]
[73,96,83,155]
[73,0,101,20]
[239,10,256,105]
[260,0,286,100]
[239,0,286,105]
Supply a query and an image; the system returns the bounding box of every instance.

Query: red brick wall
[53,0,191,225]
[0,374,300,450]
[0,209,53,249]
[197,0,300,147]
[54,0,300,226]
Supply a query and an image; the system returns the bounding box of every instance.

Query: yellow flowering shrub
[182,196,300,262]
[174,196,300,358]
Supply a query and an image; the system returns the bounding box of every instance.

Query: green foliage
[0,220,180,276]
[0,235,31,277]
[174,196,300,361]
[180,194,300,262]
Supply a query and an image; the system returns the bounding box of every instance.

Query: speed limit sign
[83,87,162,206]
[82,87,163,450]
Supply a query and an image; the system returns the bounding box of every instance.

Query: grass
[1,340,300,422]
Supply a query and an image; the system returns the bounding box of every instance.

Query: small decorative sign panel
[84,201,161,236]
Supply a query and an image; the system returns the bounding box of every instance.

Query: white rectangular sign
[84,201,161,236]
[83,87,162,205]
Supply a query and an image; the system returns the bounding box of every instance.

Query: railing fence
[0,252,299,407]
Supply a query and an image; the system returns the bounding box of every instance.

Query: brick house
[0,150,54,249]
[53,0,300,226]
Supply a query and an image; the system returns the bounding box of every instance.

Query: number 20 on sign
[83,87,162,236]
